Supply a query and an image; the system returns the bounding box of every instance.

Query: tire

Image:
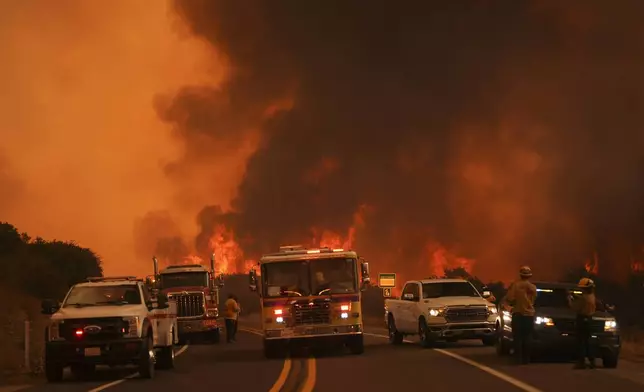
[418,318,435,348]
[44,360,63,383]
[387,316,404,345]
[70,363,96,380]
[348,335,364,355]
[156,346,175,370]
[496,331,511,356]
[482,336,496,346]
[263,339,283,359]
[138,334,155,379]
[602,352,619,368]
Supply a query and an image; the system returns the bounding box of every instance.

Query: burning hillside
[134,0,644,283]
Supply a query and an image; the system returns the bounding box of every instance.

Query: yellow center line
[269,358,292,392]
[299,357,317,392]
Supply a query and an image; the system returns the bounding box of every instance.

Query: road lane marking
[87,344,189,392]
[300,357,316,392]
[269,358,293,392]
[363,333,542,392]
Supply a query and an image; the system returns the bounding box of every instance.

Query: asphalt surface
[12,320,644,392]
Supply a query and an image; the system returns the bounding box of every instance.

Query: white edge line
[363,333,542,392]
[87,344,189,392]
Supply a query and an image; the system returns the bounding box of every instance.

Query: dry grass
[0,286,48,382]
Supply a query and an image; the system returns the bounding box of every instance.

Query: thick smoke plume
[159,0,644,282]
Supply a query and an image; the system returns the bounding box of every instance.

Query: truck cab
[248,245,371,358]
[385,278,498,347]
[147,255,224,344]
[41,276,178,382]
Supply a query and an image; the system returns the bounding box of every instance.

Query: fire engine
[146,254,224,343]
[248,245,371,358]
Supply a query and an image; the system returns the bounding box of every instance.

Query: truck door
[399,283,417,333]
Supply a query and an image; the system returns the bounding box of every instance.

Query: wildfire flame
[584,251,599,275]
[426,242,475,278]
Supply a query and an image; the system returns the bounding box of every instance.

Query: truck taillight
[340,304,350,311]
[274,309,283,315]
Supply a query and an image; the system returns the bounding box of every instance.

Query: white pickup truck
[41,276,178,382]
[384,278,498,347]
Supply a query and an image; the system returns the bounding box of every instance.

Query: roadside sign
[378,273,396,288]
[382,287,392,297]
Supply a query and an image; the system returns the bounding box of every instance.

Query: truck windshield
[422,282,479,298]
[159,272,208,289]
[64,285,142,307]
[310,257,357,295]
[262,257,358,297]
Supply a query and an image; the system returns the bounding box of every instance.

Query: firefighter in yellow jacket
[224,294,240,343]
[569,278,597,369]
[504,266,537,365]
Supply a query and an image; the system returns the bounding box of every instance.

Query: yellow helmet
[519,265,533,277]
[578,278,595,288]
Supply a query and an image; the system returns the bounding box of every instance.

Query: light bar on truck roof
[87,276,139,282]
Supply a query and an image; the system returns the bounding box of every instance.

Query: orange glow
[426,242,475,278]
[584,251,599,275]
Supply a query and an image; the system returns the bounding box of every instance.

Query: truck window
[263,261,311,297]
[159,272,208,289]
[401,283,419,300]
[422,282,479,298]
[310,257,357,295]
[64,285,142,307]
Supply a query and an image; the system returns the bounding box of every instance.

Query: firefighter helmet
[519,265,533,277]
[578,278,595,288]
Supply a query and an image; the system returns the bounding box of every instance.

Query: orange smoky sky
[0,0,246,276]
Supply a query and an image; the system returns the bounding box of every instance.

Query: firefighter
[569,278,597,369]
[224,293,240,343]
[504,265,537,365]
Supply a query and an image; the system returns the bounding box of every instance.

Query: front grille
[292,301,331,325]
[170,292,205,318]
[59,317,128,341]
[444,306,488,323]
[554,319,605,334]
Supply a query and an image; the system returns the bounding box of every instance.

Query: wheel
[70,363,96,380]
[138,334,155,379]
[210,329,221,344]
[496,331,511,356]
[44,345,64,383]
[156,346,175,369]
[418,318,435,348]
[387,316,403,345]
[602,352,619,368]
[263,339,283,359]
[482,336,496,346]
[348,335,364,355]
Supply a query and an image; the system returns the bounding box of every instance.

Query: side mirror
[482,291,491,298]
[606,304,616,312]
[249,269,258,292]
[360,261,371,286]
[157,293,169,309]
[403,293,415,301]
[41,299,60,315]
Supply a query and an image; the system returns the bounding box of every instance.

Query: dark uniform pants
[576,315,594,364]
[225,318,237,342]
[511,314,535,364]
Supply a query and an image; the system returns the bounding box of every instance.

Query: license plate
[84,347,101,357]
[281,328,294,337]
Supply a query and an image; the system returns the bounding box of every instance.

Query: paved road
[12,321,644,392]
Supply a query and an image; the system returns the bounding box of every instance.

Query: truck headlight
[535,316,554,326]
[428,308,444,317]
[487,305,498,314]
[604,319,617,332]
[206,308,218,317]
[48,320,63,341]
[122,316,140,338]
